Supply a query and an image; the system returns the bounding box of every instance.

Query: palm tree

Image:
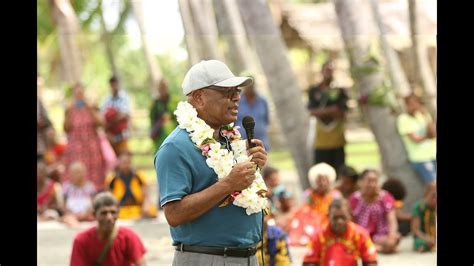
[334,0,423,209]
[188,0,221,60]
[212,0,255,74]
[49,0,82,85]
[236,0,313,190]
[98,0,131,77]
[408,0,437,116]
[369,0,411,110]
[131,0,162,89]
[178,0,201,65]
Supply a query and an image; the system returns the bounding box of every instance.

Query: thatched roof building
[279,1,437,51]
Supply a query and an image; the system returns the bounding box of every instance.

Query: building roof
[280,1,437,51]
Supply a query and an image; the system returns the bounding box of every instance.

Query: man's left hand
[248,139,267,169]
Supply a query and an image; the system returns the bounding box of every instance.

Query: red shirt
[70,226,146,266]
[303,221,377,266]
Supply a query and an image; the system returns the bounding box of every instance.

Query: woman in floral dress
[62,83,106,191]
[349,169,401,254]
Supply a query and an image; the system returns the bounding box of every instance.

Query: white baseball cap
[181,60,254,95]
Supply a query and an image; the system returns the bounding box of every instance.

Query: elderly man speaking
[155,60,269,266]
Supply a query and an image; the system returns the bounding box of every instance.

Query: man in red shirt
[303,198,378,266]
[70,192,147,266]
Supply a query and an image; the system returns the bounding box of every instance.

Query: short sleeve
[358,227,378,263]
[382,191,395,212]
[119,93,130,114]
[348,192,360,213]
[397,114,416,135]
[70,237,89,266]
[155,141,193,207]
[302,233,322,264]
[125,230,147,263]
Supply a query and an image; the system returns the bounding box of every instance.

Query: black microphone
[242,116,256,148]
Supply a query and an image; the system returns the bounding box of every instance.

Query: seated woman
[106,152,157,219]
[61,161,96,228]
[411,181,436,252]
[37,160,63,221]
[349,169,400,254]
[288,163,341,246]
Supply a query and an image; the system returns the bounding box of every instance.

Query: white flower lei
[174,101,268,215]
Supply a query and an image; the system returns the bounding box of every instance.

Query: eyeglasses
[204,86,242,99]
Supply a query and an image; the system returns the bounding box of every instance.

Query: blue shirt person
[236,80,271,151]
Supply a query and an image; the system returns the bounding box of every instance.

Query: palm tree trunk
[369,0,411,110]
[236,0,313,190]
[178,0,201,65]
[98,0,131,78]
[131,0,162,89]
[213,0,284,160]
[334,0,423,210]
[99,4,118,77]
[408,0,437,117]
[188,0,221,60]
[212,0,255,74]
[49,0,82,85]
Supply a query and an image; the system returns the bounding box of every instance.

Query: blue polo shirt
[236,94,270,151]
[154,127,262,247]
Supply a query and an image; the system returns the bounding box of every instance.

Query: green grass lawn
[345,141,381,172]
[268,141,381,173]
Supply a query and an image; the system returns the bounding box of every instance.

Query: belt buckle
[248,246,254,256]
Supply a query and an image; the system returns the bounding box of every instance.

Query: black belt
[175,243,258,258]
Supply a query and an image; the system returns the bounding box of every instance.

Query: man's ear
[191,90,205,108]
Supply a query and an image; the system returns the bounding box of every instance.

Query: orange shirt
[303,221,378,266]
[306,189,342,226]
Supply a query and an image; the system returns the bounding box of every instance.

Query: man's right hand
[222,161,256,192]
